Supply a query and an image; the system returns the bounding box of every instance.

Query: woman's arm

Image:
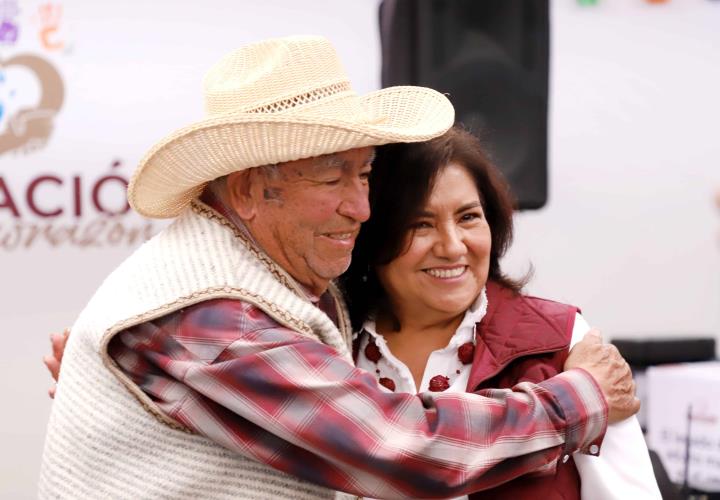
[570,314,661,500]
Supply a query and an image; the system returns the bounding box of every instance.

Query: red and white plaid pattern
[109,297,607,499]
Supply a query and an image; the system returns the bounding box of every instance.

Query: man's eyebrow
[313,155,346,172]
[414,201,483,218]
[312,150,376,173]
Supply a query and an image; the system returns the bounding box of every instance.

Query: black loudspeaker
[379,0,550,210]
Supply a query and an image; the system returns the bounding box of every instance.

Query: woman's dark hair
[340,125,527,331]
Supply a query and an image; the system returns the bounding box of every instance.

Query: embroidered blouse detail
[357,288,487,393]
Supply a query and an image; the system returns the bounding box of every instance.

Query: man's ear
[226,170,257,220]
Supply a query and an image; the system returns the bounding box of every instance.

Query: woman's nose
[434,225,466,260]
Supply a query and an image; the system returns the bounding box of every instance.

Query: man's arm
[105,299,614,499]
[47,300,637,498]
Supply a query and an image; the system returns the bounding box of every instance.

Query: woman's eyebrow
[416,201,483,218]
[455,201,482,214]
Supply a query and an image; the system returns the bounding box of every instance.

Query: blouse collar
[359,286,488,348]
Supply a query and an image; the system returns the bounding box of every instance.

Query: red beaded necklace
[359,336,475,392]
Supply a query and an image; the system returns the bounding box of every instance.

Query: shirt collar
[359,286,488,347]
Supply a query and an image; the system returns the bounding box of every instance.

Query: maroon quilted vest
[466,281,581,500]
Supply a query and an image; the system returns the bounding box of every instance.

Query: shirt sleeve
[114,302,608,499]
[569,313,662,499]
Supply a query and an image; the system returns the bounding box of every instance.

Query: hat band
[246,81,352,115]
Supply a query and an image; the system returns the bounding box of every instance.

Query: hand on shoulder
[565,329,640,423]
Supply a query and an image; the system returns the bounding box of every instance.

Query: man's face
[236,147,375,295]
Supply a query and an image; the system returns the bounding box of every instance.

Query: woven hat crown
[203,36,354,117]
[129,35,455,219]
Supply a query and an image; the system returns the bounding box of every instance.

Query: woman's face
[376,162,491,321]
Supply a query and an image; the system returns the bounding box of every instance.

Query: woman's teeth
[424,267,465,279]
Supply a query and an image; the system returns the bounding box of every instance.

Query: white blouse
[355,289,660,500]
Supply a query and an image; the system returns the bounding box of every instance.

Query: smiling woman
[340,125,661,500]
[376,163,492,331]
[342,125,525,336]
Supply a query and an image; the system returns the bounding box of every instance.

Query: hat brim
[128,86,454,219]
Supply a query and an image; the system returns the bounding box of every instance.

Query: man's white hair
[207,162,282,196]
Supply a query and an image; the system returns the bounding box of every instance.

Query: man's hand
[43,328,69,398]
[564,329,640,424]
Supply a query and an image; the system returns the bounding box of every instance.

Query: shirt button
[589,444,599,455]
[562,454,570,463]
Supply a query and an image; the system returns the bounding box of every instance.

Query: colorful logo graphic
[0,0,19,45]
[38,2,64,51]
[0,1,158,251]
[0,53,64,155]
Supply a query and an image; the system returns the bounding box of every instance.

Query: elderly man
[40,36,638,499]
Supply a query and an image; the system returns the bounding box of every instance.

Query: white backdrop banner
[2,1,720,498]
[0,1,382,496]
[1,1,162,251]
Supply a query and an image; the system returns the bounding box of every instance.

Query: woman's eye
[460,212,482,222]
[411,221,433,229]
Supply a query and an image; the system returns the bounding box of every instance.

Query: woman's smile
[422,265,467,280]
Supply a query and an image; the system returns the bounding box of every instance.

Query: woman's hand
[43,328,70,398]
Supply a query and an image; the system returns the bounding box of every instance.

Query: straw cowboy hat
[128,35,454,219]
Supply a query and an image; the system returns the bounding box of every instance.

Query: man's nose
[338,181,370,223]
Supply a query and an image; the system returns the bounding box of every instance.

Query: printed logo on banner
[37,2,63,51]
[0,1,156,251]
[0,53,63,155]
[0,0,20,44]
[1,0,65,155]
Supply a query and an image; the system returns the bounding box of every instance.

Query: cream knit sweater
[39,202,355,499]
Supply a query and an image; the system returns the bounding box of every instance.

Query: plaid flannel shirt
[108,295,607,499]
